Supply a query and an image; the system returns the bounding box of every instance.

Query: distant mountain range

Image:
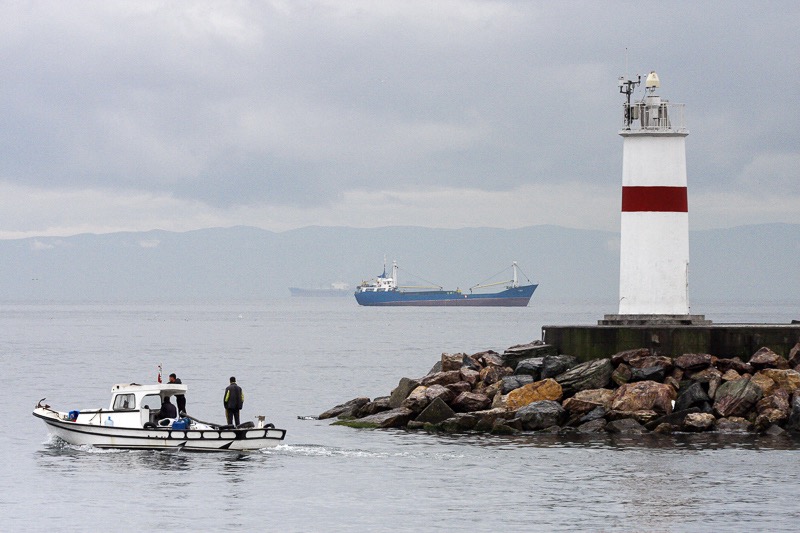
[0,223,797,305]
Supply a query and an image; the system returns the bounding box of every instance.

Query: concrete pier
[542,322,800,362]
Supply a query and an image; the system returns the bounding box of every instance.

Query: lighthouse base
[599,314,711,326]
[542,322,800,362]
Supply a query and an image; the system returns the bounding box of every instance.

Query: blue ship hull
[354,284,537,307]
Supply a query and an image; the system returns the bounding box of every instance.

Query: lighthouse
[614,71,702,322]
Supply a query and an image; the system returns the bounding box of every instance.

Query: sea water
[2,299,799,532]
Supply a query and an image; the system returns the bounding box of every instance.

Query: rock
[334,407,414,428]
[476,351,504,367]
[319,397,370,419]
[415,397,457,424]
[514,357,545,380]
[785,395,800,432]
[451,391,491,412]
[425,384,455,404]
[441,353,465,372]
[611,363,632,386]
[653,423,678,434]
[688,367,722,383]
[460,368,480,385]
[611,380,676,415]
[628,355,673,372]
[500,374,535,394]
[644,408,701,431]
[610,348,651,366]
[402,386,430,413]
[788,342,800,368]
[683,412,716,431]
[505,378,563,410]
[479,365,512,385]
[716,417,752,432]
[541,354,578,379]
[605,418,646,434]
[759,369,800,395]
[426,361,442,376]
[356,397,391,418]
[715,357,753,375]
[503,341,557,369]
[721,369,742,381]
[674,382,711,412]
[749,347,789,370]
[484,381,503,399]
[713,377,764,418]
[514,400,566,431]
[446,381,473,395]
[630,365,666,383]
[755,389,790,424]
[578,406,608,424]
[577,418,607,433]
[420,370,462,387]
[462,353,482,371]
[473,408,510,432]
[389,378,420,408]
[490,420,520,435]
[606,409,659,424]
[750,373,776,396]
[674,353,713,371]
[555,358,614,397]
[763,424,787,436]
[707,376,722,400]
[562,388,615,415]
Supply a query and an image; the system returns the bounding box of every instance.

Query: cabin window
[141,394,161,411]
[113,393,135,410]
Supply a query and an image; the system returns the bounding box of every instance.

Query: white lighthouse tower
[610,71,706,324]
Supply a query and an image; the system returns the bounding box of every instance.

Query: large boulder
[749,347,790,370]
[716,357,754,375]
[479,365,513,385]
[356,397,392,418]
[514,357,545,380]
[788,342,800,368]
[759,369,800,395]
[674,382,711,412]
[630,366,666,383]
[319,397,370,419]
[674,353,713,372]
[611,363,632,386]
[335,407,414,428]
[644,408,701,431]
[683,412,716,432]
[611,381,676,415]
[755,389,791,425]
[785,395,800,433]
[389,378,420,408]
[555,358,613,396]
[716,417,753,432]
[610,348,651,366]
[605,418,646,434]
[750,373,776,396]
[451,391,492,412]
[441,353,466,372]
[425,384,455,404]
[415,397,456,424]
[541,354,578,379]
[460,368,480,386]
[514,400,566,431]
[501,374,535,394]
[713,377,764,418]
[420,370,463,387]
[505,378,563,410]
[402,386,430,413]
[562,388,615,415]
[503,341,557,369]
[628,355,673,372]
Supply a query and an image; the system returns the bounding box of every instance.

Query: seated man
[156,395,178,420]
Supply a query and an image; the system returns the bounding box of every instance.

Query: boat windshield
[113,393,136,410]
[141,394,161,411]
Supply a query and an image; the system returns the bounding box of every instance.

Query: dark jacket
[158,399,178,419]
[224,383,244,410]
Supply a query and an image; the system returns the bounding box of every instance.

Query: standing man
[224,376,244,426]
[168,373,187,415]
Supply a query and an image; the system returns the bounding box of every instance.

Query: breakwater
[320,341,800,435]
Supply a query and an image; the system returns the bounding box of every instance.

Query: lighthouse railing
[622,102,686,133]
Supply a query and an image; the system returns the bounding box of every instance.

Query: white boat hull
[34,408,286,451]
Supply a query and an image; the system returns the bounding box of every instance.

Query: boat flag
[157,363,162,383]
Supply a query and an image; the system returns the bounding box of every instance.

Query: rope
[396,265,443,289]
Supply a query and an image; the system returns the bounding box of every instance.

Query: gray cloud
[0,1,797,234]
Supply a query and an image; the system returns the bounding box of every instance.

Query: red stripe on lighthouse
[622,186,688,212]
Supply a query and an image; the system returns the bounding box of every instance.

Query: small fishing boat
[33,382,286,451]
[354,261,537,307]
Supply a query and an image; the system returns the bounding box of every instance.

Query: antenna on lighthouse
[618,73,640,129]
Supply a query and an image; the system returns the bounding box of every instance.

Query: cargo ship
[354,261,536,307]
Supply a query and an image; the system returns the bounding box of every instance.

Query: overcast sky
[0,1,797,239]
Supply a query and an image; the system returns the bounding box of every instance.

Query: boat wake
[260,443,464,460]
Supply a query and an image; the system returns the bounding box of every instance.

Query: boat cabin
[71,383,188,428]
